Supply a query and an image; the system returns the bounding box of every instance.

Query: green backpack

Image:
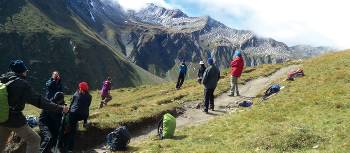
[0,79,18,123]
[157,113,176,139]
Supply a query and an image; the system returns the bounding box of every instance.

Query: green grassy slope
[0,0,161,92]
[22,62,294,150]
[135,50,350,153]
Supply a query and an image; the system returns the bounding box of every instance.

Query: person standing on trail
[0,60,69,153]
[176,61,187,89]
[46,71,63,100]
[229,50,244,97]
[99,77,112,108]
[197,61,206,84]
[64,82,92,152]
[202,58,220,113]
[39,92,66,153]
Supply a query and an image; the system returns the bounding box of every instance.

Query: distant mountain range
[68,1,333,78]
[0,0,334,90]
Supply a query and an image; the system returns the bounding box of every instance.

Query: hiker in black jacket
[64,82,92,152]
[202,58,220,113]
[39,92,66,153]
[197,61,206,84]
[46,71,63,100]
[0,60,69,153]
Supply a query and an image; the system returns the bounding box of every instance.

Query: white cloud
[109,0,350,49]
[110,0,172,11]
[183,0,350,49]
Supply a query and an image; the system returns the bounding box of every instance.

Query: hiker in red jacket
[229,50,244,96]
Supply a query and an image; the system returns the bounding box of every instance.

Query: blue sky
[113,0,350,49]
[165,0,247,29]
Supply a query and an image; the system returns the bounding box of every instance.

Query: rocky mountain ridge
[67,1,334,79]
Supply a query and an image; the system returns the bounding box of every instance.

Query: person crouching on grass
[64,82,92,153]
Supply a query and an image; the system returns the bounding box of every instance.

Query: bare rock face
[67,1,334,79]
[0,0,163,92]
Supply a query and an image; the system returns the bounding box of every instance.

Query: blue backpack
[179,64,187,74]
[264,84,281,97]
[26,115,38,128]
[238,101,253,107]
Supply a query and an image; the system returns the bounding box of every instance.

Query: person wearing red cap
[64,82,92,152]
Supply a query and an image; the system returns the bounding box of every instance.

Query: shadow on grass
[212,109,227,113]
[109,103,122,107]
[172,135,188,140]
[75,124,114,151]
[86,146,140,153]
[206,112,219,116]
[75,107,184,152]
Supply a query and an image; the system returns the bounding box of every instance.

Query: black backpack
[106,126,131,151]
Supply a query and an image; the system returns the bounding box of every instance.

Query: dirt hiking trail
[91,65,299,153]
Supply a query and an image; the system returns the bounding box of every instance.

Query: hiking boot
[202,109,208,114]
[210,107,214,111]
[228,93,234,97]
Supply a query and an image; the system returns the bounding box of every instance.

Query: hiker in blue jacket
[176,61,187,89]
[46,71,63,100]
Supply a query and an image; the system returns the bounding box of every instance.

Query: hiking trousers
[63,113,86,152]
[230,76,239,95]
[0,125,41,153]
[176,73,185,89]
[100,94,112,108]
[39,122,60,153]
[204,88,215,111]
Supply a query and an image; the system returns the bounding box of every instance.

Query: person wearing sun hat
[0,60,69,153]
[64,82,92,152]
[197,61,206,84]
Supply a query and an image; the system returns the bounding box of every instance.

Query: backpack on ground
[0,78,18,123]
[238,101,253,107]
[263,84,281,99]
[106,126,131,151]
[287,69,305,80]
[26,115,38,128]
[158,113,176,139]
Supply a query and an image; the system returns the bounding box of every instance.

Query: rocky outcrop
[66,1,333,79]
